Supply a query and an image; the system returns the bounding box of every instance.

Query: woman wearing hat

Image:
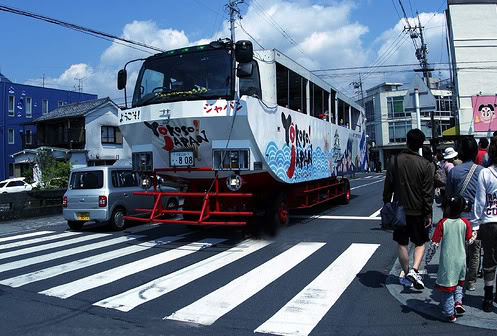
[442,147,459,174]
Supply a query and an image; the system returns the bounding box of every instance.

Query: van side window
[115,171,138,188]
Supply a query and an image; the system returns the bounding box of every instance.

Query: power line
[0,5,165,54]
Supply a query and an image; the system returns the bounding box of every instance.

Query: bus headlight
[226,174,243,191]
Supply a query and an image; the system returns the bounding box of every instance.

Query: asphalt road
[0,172,495,336]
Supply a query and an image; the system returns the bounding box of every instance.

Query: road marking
[0,234,148,273]
[370,207,382,218]
[350,178,384,190]
[0,231,54,243]
[0,232,111,261]
[291,215,381,221]
[95,239,271,312]
[0,231,82,251]
[165,242,325,326]
[255,243,379,336]
[0,234,186,287]
[40,238,226,299]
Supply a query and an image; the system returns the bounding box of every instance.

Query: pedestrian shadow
[356,270,388,288]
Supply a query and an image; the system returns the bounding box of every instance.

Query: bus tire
[265,192,289,236]
[340,179,351,205]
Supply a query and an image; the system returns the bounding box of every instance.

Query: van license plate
[77,212,90,221]
[170,152,194,167]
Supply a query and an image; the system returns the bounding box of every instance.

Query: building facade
[12,97,131,178]
[361,81,453,168]
[0,72,96,180]
[446,0,497,138]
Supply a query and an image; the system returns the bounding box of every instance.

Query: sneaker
[483,299,494,312]
[399,276,414,288]
[406,269,425,290]
[447,315,457,323]
[466,282,476,291]
[455,302,465,315]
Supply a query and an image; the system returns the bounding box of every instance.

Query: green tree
[25,149,71,189]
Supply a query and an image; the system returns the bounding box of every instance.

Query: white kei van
[63,165,178,231]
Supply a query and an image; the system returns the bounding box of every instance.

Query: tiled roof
[0,72,12,83]
[34,97,114,122]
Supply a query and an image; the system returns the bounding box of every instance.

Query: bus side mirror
[117,69,127,90]
[235,40,253,64]
[237,63,253,78]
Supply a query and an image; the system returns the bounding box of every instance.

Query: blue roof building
[0,74,97,180]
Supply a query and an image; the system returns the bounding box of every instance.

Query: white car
[0,177,33,193]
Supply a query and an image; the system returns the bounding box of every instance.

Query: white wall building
[12,97,131,176]
[361,80,453,168]
[446,0,497,138]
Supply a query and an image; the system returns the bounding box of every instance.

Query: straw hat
[443,147,458,160]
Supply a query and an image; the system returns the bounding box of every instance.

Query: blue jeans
[440,285,463,317]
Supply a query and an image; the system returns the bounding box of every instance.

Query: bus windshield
[132,49,232,107]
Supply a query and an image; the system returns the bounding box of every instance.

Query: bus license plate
[77,212,90,221]
[170,152,194,166]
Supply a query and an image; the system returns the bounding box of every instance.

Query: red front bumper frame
[123,168,253,226]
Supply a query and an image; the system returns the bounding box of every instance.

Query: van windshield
[69,171,104,189]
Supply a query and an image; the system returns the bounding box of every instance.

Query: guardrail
[0,189,65,221]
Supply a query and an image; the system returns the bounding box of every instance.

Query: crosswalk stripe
[254,243,379,336]
[94,239,271,312]
[0,231,82,251]
[0,232,112,261]
[40,238,226,299]
[0,231,54,243]
[0,234,187,287]
[165,242,325,326]
[0,234,148,274]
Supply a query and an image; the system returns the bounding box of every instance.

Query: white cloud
[27,2,448,103]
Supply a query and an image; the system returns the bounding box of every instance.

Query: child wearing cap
[425,195,474,322]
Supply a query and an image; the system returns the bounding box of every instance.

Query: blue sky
[0,0,448,103]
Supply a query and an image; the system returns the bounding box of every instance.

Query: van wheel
[110,208,126,231]
[67,221,84,231]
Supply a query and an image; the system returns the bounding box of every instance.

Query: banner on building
[473,96,497,132]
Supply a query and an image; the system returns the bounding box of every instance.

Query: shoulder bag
[380,155,407,230]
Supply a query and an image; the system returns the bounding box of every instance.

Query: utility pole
[227,0,243,44]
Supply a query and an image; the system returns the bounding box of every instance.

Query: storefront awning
[442,126,459,137]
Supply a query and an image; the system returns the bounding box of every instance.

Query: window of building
[388,120,412,143]
[26,97,32,118]
[365,100,375,122]
[25,129,32,145]
[58,100,64,107]
[101,126,123,144]
[8,96,15,116]
[435,96,453,117]
[42,99,49,114]
[387,96,409,118]
[8,129,14,144]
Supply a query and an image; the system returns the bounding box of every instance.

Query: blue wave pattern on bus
[265,142,343,183]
